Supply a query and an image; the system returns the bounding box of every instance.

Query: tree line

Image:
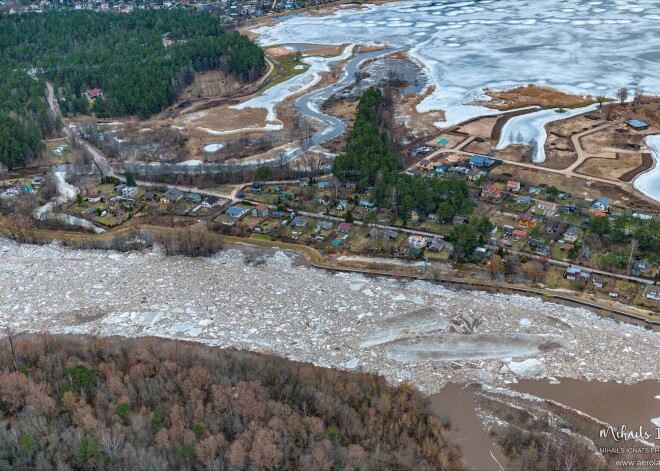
[0,334,465,470]
[0,10,264,168]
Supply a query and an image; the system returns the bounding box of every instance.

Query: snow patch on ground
[508,359,546,378]
[632,135,660,203]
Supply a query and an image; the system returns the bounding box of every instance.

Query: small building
[143,191,156,202]
[272,210,287,219]
[428,213,439,222]
[290,216,307,227]
[625,118,649,131]
[529,239,544,249]
[345,182,357,193]
[317,180,333,190]
[201,196,222,208]
[317,221,333,231]
[529,187,542,195]
[512,229,527,239]
[435,164,449,175]
[409,210,419,222]
[336,200,348,211]
[645,286,660,301]
[114,184,126,193]
[591,197,610,212]
[546,224,560,234]
[564,227,580,242]
[469,155,494,167]
[514,196,530,207]
[337,222,353,233]
[252,203,269,217]
[122,186,137,198]
[83,206,98,216]
[562,203,577,214]
[87,88,103,99]
[517,211,536,227]
[452,215,467,225]
[506,180,521,192]
[535,200,557,216]
[386,229,399,240]
[252,182,264,192]
[226,205,250,218]
[367,227,378,238]
[592,275,606,288]
[186,193,202,203]
[429,239,445,252]
[467,167,485,182]
[87,194,102,203]
[318,195,331,205]
[565,266,589,281]
[299,177,309,187]
[632,260,653,276]
[160,188,184,204]
[31,176,44,186]
[482,184,501,198]
[419,159,434,171]
[360,200,376,209]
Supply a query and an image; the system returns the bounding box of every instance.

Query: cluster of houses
[8,0,340,19]
[418,154,497,181]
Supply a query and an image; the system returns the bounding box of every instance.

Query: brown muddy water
[430,383,507,471]
[512,378,660,444]
[431,379,660,470]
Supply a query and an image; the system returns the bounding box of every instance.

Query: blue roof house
[592,197,610,211]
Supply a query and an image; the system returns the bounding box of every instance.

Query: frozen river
[253,0,660,125]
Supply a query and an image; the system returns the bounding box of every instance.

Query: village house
[160,188,184,204]
[429,239,445,252]
[87,194,101,203]
[409,210,419,222]
[252,182,264,193]
[516,195,531,206]
[317,180,334,190]
[517,211,536,227]
[419,159,434,171]
[86,87,103,99]
[143,192,156,202]
[529,239,544,249]
[481,184,501,198]
[591,197,610,212]
[360,200,376,209]
[625,118,649,131]
[428,213,439,222]
[386,229,399,240]
[226,206,250,218]
[252,203,269,217]
[592,275,606,288]
[337,222,353,233]
[336,200,348,211]
[467,167,485,183]
[565,266,590,281]
[632,260,653,277]
[186,193,202,203]
[564,226,579,242]
[201,196,222,208]
[546,224,560,234]
[299,178,309,187]
[316,221,333,231]
[469,155,494,167]
[506,180,521,192]
[535,200,557,216]
[529,187,542,196]
[512,229,527,240]
[290,216,307,227]
[562,203,577,214]
[345,182,357,193]
[645,286,660,301]
[367,227,378,238]
[317,195,331,206]
[272,210,287,219]
[407,235,427,255]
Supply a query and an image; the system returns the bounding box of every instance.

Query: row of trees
[0,334,465,470]
[332,88,476,221]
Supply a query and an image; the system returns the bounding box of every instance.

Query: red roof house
[87,88,103,99]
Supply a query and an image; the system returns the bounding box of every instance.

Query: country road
[46,82,118,178]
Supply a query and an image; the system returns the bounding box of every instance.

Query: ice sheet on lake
[253,0,660,126]
[633,135,660,204]
[495,104,599,162]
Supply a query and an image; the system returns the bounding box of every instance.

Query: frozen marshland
[252,0,660,125]
[1,240,658,393]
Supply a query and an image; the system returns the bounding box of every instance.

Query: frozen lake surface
[254,0,660,125]
[633,135,660,204]
[496,104,599,162]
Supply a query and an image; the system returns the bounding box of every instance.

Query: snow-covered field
[496,104,599,162]
[252,0,660,125]
[633,135,660,203]
[1,240,657,393]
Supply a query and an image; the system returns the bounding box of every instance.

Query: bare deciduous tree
[616,87,628,106]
